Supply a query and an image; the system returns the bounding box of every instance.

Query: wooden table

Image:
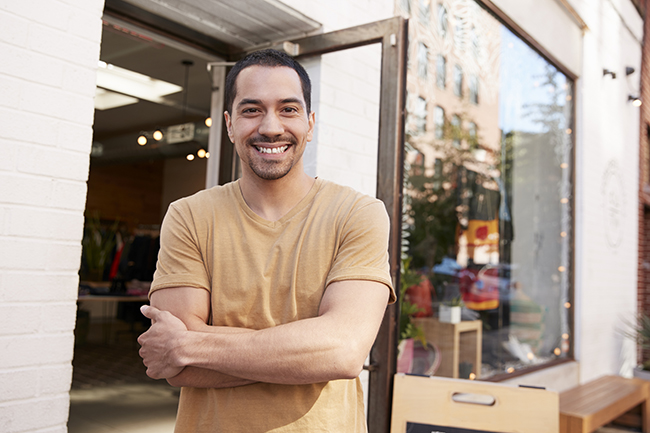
[413,317,482,379]
[77,294,149,343]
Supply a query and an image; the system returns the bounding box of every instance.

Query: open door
[206,17,408,433]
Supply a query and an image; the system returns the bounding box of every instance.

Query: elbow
[333,346,367,380]
[166,370,185,388]
[166,376,182,388]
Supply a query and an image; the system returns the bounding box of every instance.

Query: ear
[307,111,315,142]
[224,111,234,142]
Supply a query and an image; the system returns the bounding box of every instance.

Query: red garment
[406,277,433,317]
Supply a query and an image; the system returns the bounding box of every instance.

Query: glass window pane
[451,114,461,148]
[436,55,446,89]
[470,74,479,104]
[418,42,428,79]
[453,64,463,97]
[400,0,573,381]
[438,4,448,37]
[434,106,445,139]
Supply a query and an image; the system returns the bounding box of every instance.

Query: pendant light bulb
[205,117,212,127]
[153,129,164,141]
[137,135,147,146]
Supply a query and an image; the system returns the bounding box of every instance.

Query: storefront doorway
[72,2,408,432]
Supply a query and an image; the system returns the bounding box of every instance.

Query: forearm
[176,315,368,385]
[172,319,258,388]
[167,366,256,389]
[143,282,389,386]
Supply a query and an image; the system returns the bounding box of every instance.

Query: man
[138,49,395,432]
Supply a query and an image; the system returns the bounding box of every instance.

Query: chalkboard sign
[406,422,502,433]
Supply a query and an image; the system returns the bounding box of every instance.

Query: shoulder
[313,179,389,231]
[315,179,386,213]
[167,181,239,215]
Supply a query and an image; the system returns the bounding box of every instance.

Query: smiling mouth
[255,145,288,154]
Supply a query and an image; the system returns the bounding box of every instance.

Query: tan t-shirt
[150,178,395,432]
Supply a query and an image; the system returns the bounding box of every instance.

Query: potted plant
[80,215,119,282]
[625,314,650,380]
[439,295,463,324]
[397,258,441,376]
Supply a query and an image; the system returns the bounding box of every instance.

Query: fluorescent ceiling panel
[96,61,183,104]
[94,87,139,110]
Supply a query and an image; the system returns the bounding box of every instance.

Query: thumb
[140,304,159,320]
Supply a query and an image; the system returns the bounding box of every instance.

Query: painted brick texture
[0,0,104,431]
[638,0,650,366]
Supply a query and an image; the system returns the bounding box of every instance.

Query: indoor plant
[625,313,650,380]
[439,295,463,324]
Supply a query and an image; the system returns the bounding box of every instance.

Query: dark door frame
[283,18,408,432]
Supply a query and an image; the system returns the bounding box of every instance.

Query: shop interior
[70,18,219,432]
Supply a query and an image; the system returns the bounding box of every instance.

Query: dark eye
[282,106,299,113]
[242,107,260,114]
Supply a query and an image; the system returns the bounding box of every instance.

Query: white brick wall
[0,0,104,432]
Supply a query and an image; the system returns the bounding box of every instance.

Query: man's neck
[239,170,315,222]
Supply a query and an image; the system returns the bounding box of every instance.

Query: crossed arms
[137,279,390,388]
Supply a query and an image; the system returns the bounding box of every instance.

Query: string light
[186,154,195,161]
[205,117,212,127]
[137,135,147,146]
[197,149,207,158]
[153,129,163,141]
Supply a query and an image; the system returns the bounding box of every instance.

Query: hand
[138,305,187,380]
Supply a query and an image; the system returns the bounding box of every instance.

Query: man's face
[224,65,315,181]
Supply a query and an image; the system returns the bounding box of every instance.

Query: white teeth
[257,146,288,154]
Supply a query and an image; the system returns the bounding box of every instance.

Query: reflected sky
[499,27,569,135]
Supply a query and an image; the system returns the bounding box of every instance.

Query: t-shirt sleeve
[149,201,211,297]
[325,199,396,304]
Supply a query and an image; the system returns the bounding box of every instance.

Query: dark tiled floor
[69,322,179,432]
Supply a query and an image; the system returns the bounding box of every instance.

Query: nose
[258,112,284,137]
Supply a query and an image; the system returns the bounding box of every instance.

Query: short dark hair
[224,49,312,114]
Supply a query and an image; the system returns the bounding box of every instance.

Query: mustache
[246,135,297,146]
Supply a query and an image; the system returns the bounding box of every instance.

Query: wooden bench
[560,375,650,433]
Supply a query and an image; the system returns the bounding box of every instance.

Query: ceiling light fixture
[153,129,164,141]
[205,117,212,127]
[137,134,147,146]
[197,149,207,158]
[186,154,195,161]
[629,95,642,107]
[96,60,182,105]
